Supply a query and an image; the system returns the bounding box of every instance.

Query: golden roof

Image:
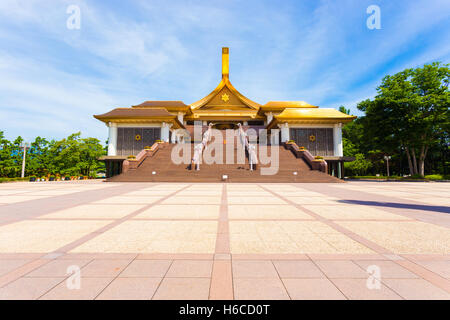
[189,47,260,111]
[132,100,191,115]
[267,108,356,128]
[262,101,318,109]
[93,47,356,128]
[94,108,184,128]
[258,101,318,116]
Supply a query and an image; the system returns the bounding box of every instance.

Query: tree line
[0,132,105,178]
[342,62,449,178]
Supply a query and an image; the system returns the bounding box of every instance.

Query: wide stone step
[108,144,341,183]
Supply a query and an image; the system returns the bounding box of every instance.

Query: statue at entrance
[248,143,258,171]
[191,143,203,171]
[202,123,213,150]
[237,123,248,150]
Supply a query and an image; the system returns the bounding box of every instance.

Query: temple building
[94,47,355,180]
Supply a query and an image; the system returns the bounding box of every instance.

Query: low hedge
[424,174,450,180]
[347,175,450,181]
[0,177,30,183]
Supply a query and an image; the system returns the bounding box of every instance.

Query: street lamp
[20,142,30,178]
[384,155,391,177]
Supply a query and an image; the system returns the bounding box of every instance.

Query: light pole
[384,155,391,177]
[20,142,30,178]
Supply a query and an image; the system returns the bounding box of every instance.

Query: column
[334,123,343,157]
[177,112,184,124]
[107,122,118,156]
[161,122,172,142]
[265,112,273,124]
[337,162,342,179]
[278,123,290,143]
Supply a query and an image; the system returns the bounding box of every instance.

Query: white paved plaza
[0,181,449,299]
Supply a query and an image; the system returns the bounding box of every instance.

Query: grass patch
[424,174,450,180]
[347,174,450,181]
[0,177,30,183]
[347,175,401,180]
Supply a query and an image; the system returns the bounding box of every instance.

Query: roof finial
[222,47,229,79]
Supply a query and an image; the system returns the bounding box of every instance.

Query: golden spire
[222,47,229,78]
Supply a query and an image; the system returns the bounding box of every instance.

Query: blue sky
[0,0,449,142]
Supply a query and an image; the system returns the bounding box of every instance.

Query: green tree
[77,137,105,176]
[339,105,351,115]
[27,137,52,177]
[0,131,16,177]
[357,62,449,176]
[0,131,106,178]
[345,153,372,176]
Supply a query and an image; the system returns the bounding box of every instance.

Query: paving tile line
[256,185,353,300]
[296,183,450,227]
[261,186,409,299]
[0,183,194,291]
[33,183,195,299]
[50,184,233,300]
[0,183,155,227]
[293,183,450,286]
[209,183,234,300]
[0,183,122,203]
[259,185,450,297]
[35,257,99,300]
[2,182,447,299]
[269,260,293,300]
[0,184,77,197]
[306,259,353,300]
[147,260,176,300]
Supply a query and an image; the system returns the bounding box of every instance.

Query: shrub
[424,174,450,180]
[0,177,30,183]
[345,153,372,176]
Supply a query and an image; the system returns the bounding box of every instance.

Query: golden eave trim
[276,117,356,122]
[267,118,355,129]
[94,117,184,128]
[189,77,260,110]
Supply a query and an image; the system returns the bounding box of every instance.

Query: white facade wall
[333,123,343,157]
[161,122,172,142]
[277,123,290,142]
[107,122,118,156]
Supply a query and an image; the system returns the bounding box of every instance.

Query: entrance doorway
[211,123,239,130]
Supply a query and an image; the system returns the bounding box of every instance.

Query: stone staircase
[108,143,342,183]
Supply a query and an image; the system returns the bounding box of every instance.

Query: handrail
[122,142,160,173]
[237,124,257,170]
[191,124,212,170]
[287,142,327,173]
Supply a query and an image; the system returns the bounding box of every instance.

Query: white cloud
[0,0,448,141]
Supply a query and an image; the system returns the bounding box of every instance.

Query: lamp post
[20,142,30,178]
[384,155,391,177]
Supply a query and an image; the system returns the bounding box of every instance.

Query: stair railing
[122,142,161,173]
[286,142,327,173]
[237,123,258,171]
[191,123,212,171]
